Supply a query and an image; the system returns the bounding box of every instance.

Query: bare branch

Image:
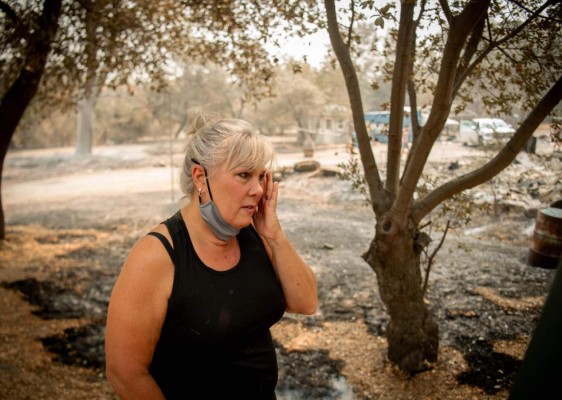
[454,0,554,95]
[324,0,386,215]
[386,0,415,195]
[346,0,355,47]
[0,1,17,22]
[381,0,489,236]
[438,0,452,24]
[413,74,562,223]
[422,220,449,295]
[402,0,427,183]
[403,78,419,171]
[415,0,428,25]
[509,0,562,23]
[455,10,486,86]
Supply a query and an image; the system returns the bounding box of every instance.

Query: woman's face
[206,164,267,228]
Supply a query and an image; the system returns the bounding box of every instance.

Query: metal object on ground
[528,206,562,269]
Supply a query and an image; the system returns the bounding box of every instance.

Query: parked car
[473,117,515,137]
[459,119,480,145]
[459,117,515,145]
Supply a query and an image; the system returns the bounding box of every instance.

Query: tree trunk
[75,95,97,155]
[363,221,439,373]
[75,0,101,156]
[0,0,63,239]
[0,133,9,240]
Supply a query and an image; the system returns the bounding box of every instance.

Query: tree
[1,0,189,237]
[275,64,326,138]
[146,62,247,136]
[343,21,393,110]
[0,0,320,239]
[74,0,106,156]
[324,0,562,374]
[247,63,336,136]
[0,0,63,240]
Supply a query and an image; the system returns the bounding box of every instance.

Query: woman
[105,112,317,399]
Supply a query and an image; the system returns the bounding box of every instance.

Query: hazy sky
[271,30,331,68]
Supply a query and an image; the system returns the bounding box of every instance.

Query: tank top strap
[146,232,175,262]
[145,210,192,269]
[163,210,184,236]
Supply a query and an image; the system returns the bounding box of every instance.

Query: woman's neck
[181,203,235,248]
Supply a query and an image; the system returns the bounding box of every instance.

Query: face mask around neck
[198,198,239,241]
[192,158,239,241]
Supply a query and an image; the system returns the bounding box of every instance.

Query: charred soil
[1,139,559,399]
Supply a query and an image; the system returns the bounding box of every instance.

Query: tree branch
[455,9,486,88]
[0,0,27,44]
[438,0,452,24]
[509,0,562,23]
[0,1,17,22]
[402,0,426,184]
[413,74,562,223]
[385,0,415,195]
[346,0,355,47]
[422,220,449,295]
[324,0,387,215]
[453,0,554,95]
[403,78,419,176]
[382,0,489,235]
[0,0,63,239]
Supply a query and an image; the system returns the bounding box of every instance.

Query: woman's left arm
[253,172,317,315]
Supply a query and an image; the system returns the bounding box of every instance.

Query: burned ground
[1,139,559,399]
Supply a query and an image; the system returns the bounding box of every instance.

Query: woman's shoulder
[122,224,175,278]
[110,226,175,308]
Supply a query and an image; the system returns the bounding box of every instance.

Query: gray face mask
[192,159,240,241]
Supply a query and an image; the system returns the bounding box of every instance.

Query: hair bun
[186,107,220,136]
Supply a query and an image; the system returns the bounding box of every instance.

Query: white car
[459,120,479,145]
[473,118,516,140]
[459,118,515,145]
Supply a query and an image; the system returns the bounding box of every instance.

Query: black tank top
[148,211,285,399]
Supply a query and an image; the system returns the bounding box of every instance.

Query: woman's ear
[191,164,206,189]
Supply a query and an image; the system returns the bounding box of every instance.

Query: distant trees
[269,64,327,136]
[9,58,352,148]
[0,0,322,239]
[325,0,562,374]
[146,63,250,138]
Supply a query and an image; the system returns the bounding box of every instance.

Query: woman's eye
[258,174,265,182]
[238,172,248,179]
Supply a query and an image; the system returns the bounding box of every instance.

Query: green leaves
[337,154,371,206]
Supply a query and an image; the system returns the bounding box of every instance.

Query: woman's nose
[250,178,264,196]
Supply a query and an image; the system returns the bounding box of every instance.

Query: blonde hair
[179,111,275,197]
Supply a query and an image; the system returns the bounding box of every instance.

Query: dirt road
[4,139,488,207]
